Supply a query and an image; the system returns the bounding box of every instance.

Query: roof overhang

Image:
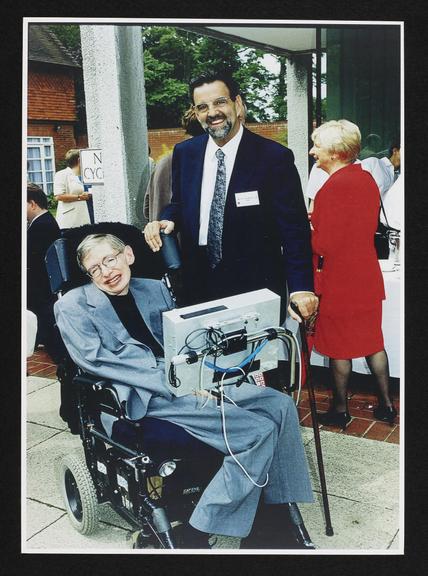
[177,25,327,56]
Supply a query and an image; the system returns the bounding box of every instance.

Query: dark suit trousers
[183,247,287,323]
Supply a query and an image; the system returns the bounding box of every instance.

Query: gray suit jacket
[54,277,174,419]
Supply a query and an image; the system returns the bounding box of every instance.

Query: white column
[286,55,310,200]
[80,25,150,228]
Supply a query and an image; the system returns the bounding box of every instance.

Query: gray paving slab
[27,422,64,450]
[299,492,399,551]
[388,530,400,550]
[24,376,401,552]
[304,429,400,510]
[299,425,315,446]
[27,375,57,395]
[26,379,67,430]
[25,514,131,551]
[26,430,82,508]
[26,499,66,540]
[97,503,135,531]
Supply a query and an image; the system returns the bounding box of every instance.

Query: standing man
[54,149,92,229]
[144,71,317,323]
[27,183,62,361]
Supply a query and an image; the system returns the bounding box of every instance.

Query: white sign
[80,148,104,185]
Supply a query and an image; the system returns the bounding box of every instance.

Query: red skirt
[314,303,384,359]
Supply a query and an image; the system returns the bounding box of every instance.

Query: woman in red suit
[309,120,397,428]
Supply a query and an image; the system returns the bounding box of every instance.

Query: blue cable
[204,339,269,373]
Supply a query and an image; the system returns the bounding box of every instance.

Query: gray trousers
[147,383,313,538]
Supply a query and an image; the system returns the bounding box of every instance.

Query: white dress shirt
[199,124,244,245]
[379,156,399,185]
[380,174,402,231]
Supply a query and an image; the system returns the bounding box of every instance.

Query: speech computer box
[163,289,281,396]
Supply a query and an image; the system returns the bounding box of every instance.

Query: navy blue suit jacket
[162,127,313,304]
[27,211,61,309]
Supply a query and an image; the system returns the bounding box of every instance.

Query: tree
[48,24,293,129]
[141,26,275,127]
[270,56,288,121]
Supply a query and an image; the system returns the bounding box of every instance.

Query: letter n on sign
[80,149,104,185]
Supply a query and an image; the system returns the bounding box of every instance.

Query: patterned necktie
[207,149,226,268]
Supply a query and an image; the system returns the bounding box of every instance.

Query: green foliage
[142,26,276,127]
[49,24,82,63]
[46,24,296,129]
[47,194,57,211]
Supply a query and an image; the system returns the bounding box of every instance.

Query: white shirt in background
[380,174,402,231]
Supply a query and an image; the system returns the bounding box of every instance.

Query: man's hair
[363,133,382,152]
[189,70,241,103]
[76,233,126,272]
[389,138,400,157]
[181,106,206,136]
[27,182,48,209]
[311,119,361,163]
[65,149,81,168]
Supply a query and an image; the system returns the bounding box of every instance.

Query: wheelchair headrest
[44,221,178,294]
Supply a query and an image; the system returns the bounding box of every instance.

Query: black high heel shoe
[317,409,351,430]
[373,404,397,425]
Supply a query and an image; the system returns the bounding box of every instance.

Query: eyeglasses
[86,251,123,279]
[193,97,232,114]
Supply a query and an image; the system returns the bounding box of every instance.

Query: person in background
[143,108,205,223]
[379,139,401,183]
[54,149,92,229]
[359,133,382,160]
[144,70,317,324]
[27,182,62,362]
[380,174,403,231]
[309,120,397,428]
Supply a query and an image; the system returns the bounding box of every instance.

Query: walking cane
[291,302,334,536]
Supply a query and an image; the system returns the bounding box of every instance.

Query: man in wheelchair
[54,232,314,549]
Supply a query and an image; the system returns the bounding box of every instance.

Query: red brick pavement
[27,347,400,444]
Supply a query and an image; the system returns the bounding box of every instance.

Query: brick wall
[27,122,76,168]
[28,62,77,122]
[148,121,288,161]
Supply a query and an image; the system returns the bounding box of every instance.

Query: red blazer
[311,163,385,315]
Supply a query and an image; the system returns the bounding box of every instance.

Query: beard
[202,114,233,141]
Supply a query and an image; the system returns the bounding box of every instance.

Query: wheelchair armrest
[73,372,125,418]
[73,372,110,389]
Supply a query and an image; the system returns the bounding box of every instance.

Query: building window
[27,137,55,195]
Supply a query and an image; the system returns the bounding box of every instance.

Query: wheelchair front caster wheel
[58,453,99,535]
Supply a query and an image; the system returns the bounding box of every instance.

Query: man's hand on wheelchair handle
[288,292,319,323]
[144,220,175,252]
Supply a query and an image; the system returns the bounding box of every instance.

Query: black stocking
[365,349,392,408]
[329,358,352,413]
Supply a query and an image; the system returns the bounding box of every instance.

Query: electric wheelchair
[46,221,315,550]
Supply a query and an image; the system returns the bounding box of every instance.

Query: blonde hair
[65,149,81,168]
[311,119,361,163]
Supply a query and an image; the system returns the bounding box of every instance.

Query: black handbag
[374,196,397,260]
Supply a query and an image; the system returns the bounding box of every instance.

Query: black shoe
[373,404,397,425]
[317,409,351,430]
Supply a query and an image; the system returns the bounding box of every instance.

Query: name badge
[235,190,260,207]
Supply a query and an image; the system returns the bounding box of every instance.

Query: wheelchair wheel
[58,453,99,535]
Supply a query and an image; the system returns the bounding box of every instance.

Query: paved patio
[24,351,402,553]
